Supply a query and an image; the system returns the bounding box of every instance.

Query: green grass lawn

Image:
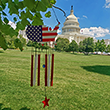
[0,48,110,110]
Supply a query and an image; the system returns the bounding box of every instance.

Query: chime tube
[33,54,38,86]
[31,55,34,87]
[45,54,47,86]
[51,54,54,86]
[38,54,40,86]
[47,54,51,87]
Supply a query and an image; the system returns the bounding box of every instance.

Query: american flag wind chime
[26,22,60,108]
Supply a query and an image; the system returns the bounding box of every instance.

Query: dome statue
[56,6,94,44]
[62,6,80,35]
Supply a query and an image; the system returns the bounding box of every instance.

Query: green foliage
[79,41,85,52]
[69,40,78,53]
[4,17,9,24]
[4,35,24,51]
[106,45,110,52]
[45,11,51,18]
[27,40,33,47]
[95,39,106,52]
[19,34,26,47]
[14,38,23,51]
[23,0,36,10]
[8,41,16,49]
[27,41,49,51]
[0,33,8,50]
[99,39,106,52]
[55,37,70,51]
[95,40,100,52]
[0,0,56,51]
[79,37,94,55]
[13,17,17,22]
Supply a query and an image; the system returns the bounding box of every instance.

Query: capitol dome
[56,6,93,44]
[62,6,80,35]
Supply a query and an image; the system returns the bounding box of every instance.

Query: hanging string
[52,5,67,18]
[52,7,60,24]
[47,0,67,21]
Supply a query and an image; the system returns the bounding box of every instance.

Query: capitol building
[18,6,110,47]
[56,6,94,44]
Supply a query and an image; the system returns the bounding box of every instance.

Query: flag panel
[26,25,59,42]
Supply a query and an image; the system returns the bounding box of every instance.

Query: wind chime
[25,4,67,108]
[26,23,60,107]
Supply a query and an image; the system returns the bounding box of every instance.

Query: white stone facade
[104,39,110,46]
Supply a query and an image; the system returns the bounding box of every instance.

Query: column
[76,36,77,43]
[79,37,80,43]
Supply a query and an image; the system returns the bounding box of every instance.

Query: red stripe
[54,26,59,30]
[38,54,40,86]
[45,54,47,86]
[42,27,48,31]
[31,55,34,87]
[42,38,55,42]
[42,33,57,36]
[51,54,54,86]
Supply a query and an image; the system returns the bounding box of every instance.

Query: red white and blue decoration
[26,24,59,42]
[26,23,59,108]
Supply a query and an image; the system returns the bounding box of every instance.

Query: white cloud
[83,15,88,19]
[57,29,61,33]
[104,0,110,8]
[77,17,80,19]
[80,27,110,38]
[8,21,16,29]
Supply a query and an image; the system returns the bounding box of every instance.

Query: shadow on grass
[81,65,110,76]
[0,103,30,110]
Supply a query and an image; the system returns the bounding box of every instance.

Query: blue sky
[2,0,110,40]
[41,0,110,40]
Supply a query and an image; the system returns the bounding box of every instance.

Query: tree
[5,35,16,49]
[95,40,100,52]
[106,45,110,52]
[99,39,106,52]
[69,40,78,53]
[27,40,33,47]
[81,37,95,55]
[55,37,69,51]
[0,0,56,51]
[79,41,85,53]
[19,34,26,47]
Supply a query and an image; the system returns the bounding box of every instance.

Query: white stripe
[47,54,51,87]
[42,30,57,33]
[33,54,38,86]
[42,36,56,39]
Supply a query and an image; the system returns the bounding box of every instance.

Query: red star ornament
[42,97,50,108]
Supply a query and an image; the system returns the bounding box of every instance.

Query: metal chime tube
[31,54,34,87]
[51,54,54,86]
[47,54,51,87]
[33,54,38,86]
[45,54,47,86]
[38,54,40,86]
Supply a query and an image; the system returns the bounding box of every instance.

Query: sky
[41,0,110,40]
[2,0,110,40]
